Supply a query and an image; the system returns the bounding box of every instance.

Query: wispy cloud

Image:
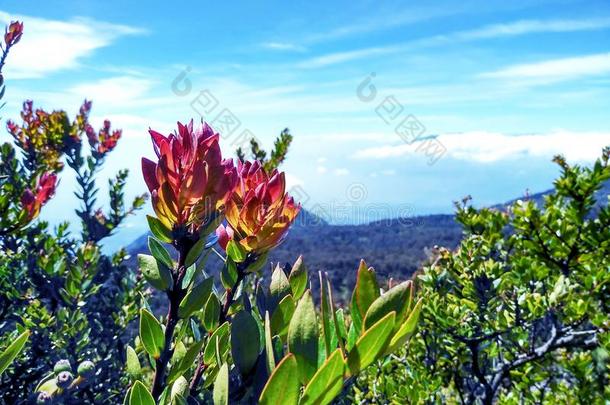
[261,42,306,52]
[0,10,145,78]
[297,46,398,69]
[453,17,610,41]
[297,18,610,68]
[480,53,610,83]
[353,130,610,163]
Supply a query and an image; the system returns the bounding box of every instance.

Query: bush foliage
[352,150,610,404]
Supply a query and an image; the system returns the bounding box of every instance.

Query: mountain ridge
[126,180,609,296]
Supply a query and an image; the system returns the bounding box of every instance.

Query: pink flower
[142,120,237,230]
[21,172,58,220]
[217,160,300,255]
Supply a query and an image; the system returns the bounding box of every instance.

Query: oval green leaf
[259,354,299,405]
[147,215,173,243]
[301,349,346,405]
[288,255,308,300]
[352,260,379,321]
[385,298,423,354]
[231,311,261,375]
[139,308,165,359]
[148,236,174,270]
[213,363,229,405]
[129,380,155,405]
[347,311,395,375]
[125,345,141,379]
[138,254,173,291]
[287,290,318,385]
[363,281,411,331]
[184,237,207,268]
[178,277,214,319]
[270,294,295,337]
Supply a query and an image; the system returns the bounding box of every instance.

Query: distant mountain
[126,180,609,298]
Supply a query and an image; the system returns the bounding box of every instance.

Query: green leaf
[213,363,229,405]
[0,330,29,376]
[167,339,205,385]
[139,308,165,359]
[129,381,155,405]
[363,281,411,331]
[301,349,345,405]
[147,215,173,243]
[148,236,174,270]
[178,277,214,318]
[138,254,173,291]
[220,258,238,289]
[171,376,189,403]
[203,293,221,332]
[334,309,348,347]
[264,311,275,374]
[259,354,300,405]
[287,290,318,384]
[269,265,291,311]
[288,255,308,300]
[351,260,379,321]
[386,298,423,354]
[204,322,230,365]
[347,311,395,375]
[226,240,247,263]
[319,272,333,358]
[270,294,295,337]
[245,251,269,273]
[125,345,141,379]
[231,311,261,375]
[185,237,207,268]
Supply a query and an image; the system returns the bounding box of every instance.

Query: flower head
[4,21,23,48]
[142,121,237,231]
[217,160,300,255]
[21,172,58,220]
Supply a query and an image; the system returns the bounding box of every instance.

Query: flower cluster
[217,160,300,255]
[87,119,121,155]
[21,172,58,220]
[143,121,299,255]
[142,121,237,230]
[6,101,69,171]
[4,21,23,48]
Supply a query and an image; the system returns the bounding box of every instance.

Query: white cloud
[381,169,396,176]
[0,11,145,78]
[353,130,610,163]
[334,168,349,176]
[455,17,610,41]
[481,53,610,83]
[70,76,153,106]
[261,42,306,52]
[297,18,610,68]
[297,46,397,69]
[317,166,327,174]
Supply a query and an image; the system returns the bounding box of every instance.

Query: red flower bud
[4,21,23,47]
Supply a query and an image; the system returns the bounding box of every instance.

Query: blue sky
[1,0,609,248]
